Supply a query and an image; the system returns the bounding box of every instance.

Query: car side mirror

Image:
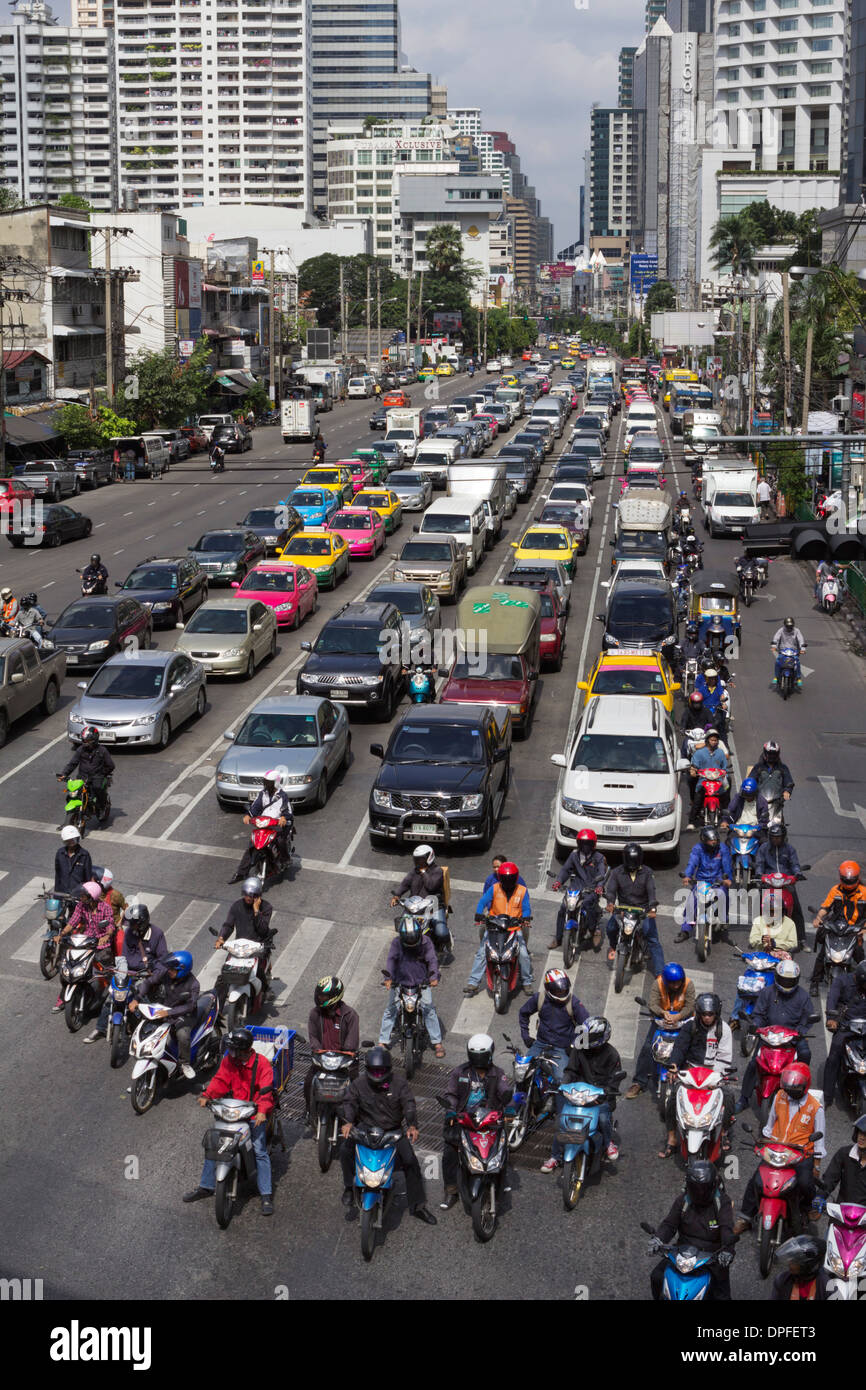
[223,730,235,741]
[175,622,185,631]
[114,579,122,587]
[300,641,312,652]
[76,681,88,690]
[170,683,183,694]
[550,753,567,768]
[10,672,24,684]
[370,743,384,759]
[253,623,263,632]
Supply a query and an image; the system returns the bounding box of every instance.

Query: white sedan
[485,359,501,374]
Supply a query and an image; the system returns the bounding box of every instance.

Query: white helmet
[263,768,283,790]
[413,843,434,862]
[100,868,114,887]
[467,1033,494,1068]
[61,825,81,842]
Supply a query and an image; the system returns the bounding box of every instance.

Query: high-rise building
[618,47,636,107]
[0,1,117,211]
[666,0,713,31]
[71,0,114,23]
[430,83,448,119]
[113,0,314,216]
[589,106,636,239]
[447,106,482,140]
[311,2,431,215]
[646,0,667,31]
[843,0,866,203]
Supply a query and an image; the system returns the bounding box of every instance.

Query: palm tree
[791,271,832,431]
[424,224,462,277]
[709,213,758,277]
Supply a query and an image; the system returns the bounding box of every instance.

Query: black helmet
[623,843,643,871]
[852,1114,866,1141]
[696,992,721,1025]
[762,740,780,763]
[699,826,720,850]
[768,820,786,842]
[364,1045,393,1089]
[398,919,422,950]
[775,1235,824,1280]
[82,725,99,744]
[226,1027,254,1059]
[21,592,36,607]
[124,902,150,932]
[466,1032,494,1069]
[855,961,866,996]
[581,1016,611,1051]
[685,620,699,639]
[685,1158,717,1207]
[314,975,344,1010]
[783,616,795,631]
[90,554,101,566]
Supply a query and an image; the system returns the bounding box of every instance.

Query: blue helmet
[165,950,192,980]
[662,962,685,988]
[741,777,758,797]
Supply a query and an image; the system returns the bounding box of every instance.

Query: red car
[0,476,36,521]
[473,412,500,437]
[231,561,318,629]
[180,426,208,453]
[326,506,385,558]
[538,585,567,670]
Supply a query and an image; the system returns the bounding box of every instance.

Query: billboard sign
[251,259,265,284]
[630,253,659,293]
[188,262,202,309]
[433,311,462,334]
[174,260,190,308]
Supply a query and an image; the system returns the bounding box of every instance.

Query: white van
[347,375,374,398]
[532,400,566,437]
[416,494,487,572]
[415,437,462,487]
[626,402,657,431]
[447,464,508,545]
[196,413,234,442]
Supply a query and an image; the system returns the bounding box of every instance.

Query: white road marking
[338,814,369,868]
[336,927,392,1007]
[123,511,133,517]
[166,898,220,950]
[0,731,69,788]
[819,774,866,833]
[95,522,106,528]
[42,580,55,589]
[271,916,333,1005]
[0,878,49,942]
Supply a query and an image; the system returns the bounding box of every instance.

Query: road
[1,365,864,1300]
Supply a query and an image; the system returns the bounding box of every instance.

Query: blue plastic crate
[222,1025,295,1093]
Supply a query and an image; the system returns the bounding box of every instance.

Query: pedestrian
[757,476,773,521]
[112,446,123,482]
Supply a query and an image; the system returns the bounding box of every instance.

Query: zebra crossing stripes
[271,917,332,1007]
[0,878,47,943]
[167,898,220,951]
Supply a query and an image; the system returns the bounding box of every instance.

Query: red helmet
[780,1062,811,1101]
[496,861,520,894]
[576,829,597,850]
[839,860,861,889]
[760,872,793,918]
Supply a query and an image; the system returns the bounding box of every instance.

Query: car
[0,477,36,533]
[572,414,605,437]
[352,488,403,535]
[548,480,594,523]
[237,504,303,554]
[46,595,153,670]
[611,529,671,573]
[300,467,355,505]
[551,695,687,859]
[523,420,555,454]
[180,425,208,453]
[350,448,390,484]
[211,423,252,454]
[66,447,115,488]
[510,524,582,579]
[368,704,511,848]
[600,575,678,653]
[216,695,351,810]
[188,529,265,585]
[174,595,278,678]
[485,359,502,374]
[115,556,208,627]
[435,362,455,377]
[369,405,388,431]
[538,503,588,553]
[151,428,190,463]
[505,561,572,614]
[0,636,67,747]
[556,458,596,485]
[367,581,441,643]
[538,585,567,671]
[67,649,207,749]
[277,529,350,589]
[285,486,340,529]
[386,469,433,512]
[500,459,534,501]
[473,412,500,441]
[383,427,419,462]
[578,649,681,714]
[231,561,318,630]
[375,440,404,468]
[561,357,576,369]
[339,459,374,495]
[503,440,543,476]
[392,536,465,601]
[417,367,437,382]
[9,502,93,549]
[326,506,386,558]
[297,600,406,720]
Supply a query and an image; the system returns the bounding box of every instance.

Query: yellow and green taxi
[350,448,389,484]
[549,340,560,350]
[300,466,355,505]
[417,367,437,382]
[275,529,350,589]
[561,356,576,369]
[352,487,404,534]
[435,362,455,377]
[510,524,582,578]
[502,373,519,388]
[577,649,681,712]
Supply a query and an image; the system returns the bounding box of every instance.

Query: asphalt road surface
[1,367,864,1301]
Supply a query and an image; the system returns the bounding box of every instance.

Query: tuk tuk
[688,572,741,643]
[351,448,389,484]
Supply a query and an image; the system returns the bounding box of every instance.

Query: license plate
[411,822,438,835]
[330,689,349,700]
[603,823,631,836]
[99,730,116,741]
[67,655,78,664]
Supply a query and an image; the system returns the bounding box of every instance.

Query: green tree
[55,403,139,448]
[424,225,463,277]
[0,188,21,212]
[644,280,677,316]
[709,212,758,277]
[297,253,343,329]
[116,336,213,428]
[765,441,809,511]
[55,193,93,213]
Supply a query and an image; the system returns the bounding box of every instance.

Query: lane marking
[0,878,50,942]
[0,731,69,788]
[271,916,333,1005]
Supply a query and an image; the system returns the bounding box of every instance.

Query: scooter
[694,767,726,828]
[747,1024,802,1125]
[105,956,148,1069]
[350,1123,403,1262]
[381,968,429,1080]
[209,929,271,1032]
[128,994,221,1114]
[834,1012,866,1111]
[731,949,777,1056]
[728,820,761,889]
[610,904,647,994]
[823,1201,866,1299]
[37,889,75,978]
[479,912,526,1015]
[820,914,862,988]
[560,885,601,968]
[505,1036,561,1150]
[405,662,436,703]
[76,569,108,597]
[243,813,293,886]
[393,892,452,968]
[201,1096,284,1230]
[310,1048,356,1173]
[741,1124,822,1277]
[640,1221,728,1301]
[436,1096,510,1242]
[775,648,800,701]
[59,933,110,1033]
[558,1071,625,1211]
[679,874,726,963]
[738,563,756,608]
[674,1064,730,1163]
[820,575,840,617]
[209,448,225,474]
[682,658,699,698]
[636,1004,688,1122]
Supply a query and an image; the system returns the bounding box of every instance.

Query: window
[777,85,796,97]
[778,18,798,31]
[356,149,371,165]
[727,66,740,78]
[752,20,765,32]
[726,43,741,55]
[810,60,831,73]
[727,1,741,11]
[725,88,740,101]
[727,23,741,35]
[810,83,831,96]
[811,15,834,28]
[778,0,797,8]
[810,37,832,49]
[751,42,765,53]
[752,65,764,76]
[777,63,797,75]
[752,86,765,99]
[753,0,766,8]
[777,39,797,52]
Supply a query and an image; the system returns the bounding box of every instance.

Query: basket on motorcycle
[241,1025,295,1094]
[220,965,256,987]
[312,1074,350,1103]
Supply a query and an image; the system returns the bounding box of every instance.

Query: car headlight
[131,713,159,726]
[561,797,585,815]
[151,602,171,612]
[462,794,484,811]
[372,789,392,809]
[87,640,110,652]
[282,774,314,786]
[219,772,238,784]
[273,602,294,613]
[359,675,381,687]
[69,713,86,725]
[651,800,676,819]
[220,649,243,658]
[220,563,238,573]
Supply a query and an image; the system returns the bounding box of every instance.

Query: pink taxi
[231,561,318,629]
[326,506,385,558]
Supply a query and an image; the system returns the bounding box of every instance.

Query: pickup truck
[0,636,67,747]
[66,448,114,489]
[19,459,81,501]
[391,534,465,601]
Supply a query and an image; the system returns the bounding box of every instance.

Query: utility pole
[416,267,424,344]
[104,230,113,402]
[781,269,792,434]
[339,260,347,361]
[376,265,382,364]
[482,280,488,364]
[365,263,371,368]
[268,248,276,406]
[801,320,814,435]
[405,270,411,349]
[0,270,33,479]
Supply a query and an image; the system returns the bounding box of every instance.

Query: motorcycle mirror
[809,1131,823,1144]
[370,743,384,759]
[634,996,647,1007]
[434,1095,448,1108]
[639,1220,655,1236]
[807,905,816,914]
[809,1014,822,1024]
[208,925,219,936]
[800,865,811,873]
[613,1070,627,1084]
[360,1039,375,1050]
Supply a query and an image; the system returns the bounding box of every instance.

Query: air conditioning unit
[832,394,850,414]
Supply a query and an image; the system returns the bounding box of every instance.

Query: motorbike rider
[312,436,327,463]
[701,618,732,681]
[183,1027,276,1216]
[545,1016,623,1169]
[208,438,225,470]
[734,1062,825,1235]
[391,843,452,963]
[94,867,127,930]
[748,880,799,956]
[16,592,48,646]
[747,740,795,814]
[214,876,276,990]
[771,1235,830,1301]
[303,976,360,1121]
[129,950,200,1080]
[771,616,807,687]
[439,1034,513,1211]
[648,1159,736,1300]
[379,917,445,1059]
[339,1046,437,1224]
[0,586,19,627]
[736,959,813,1112]
[818,1113,866,1206]
[52,880,115,1012]
[53,824,93,897]
[815,557,836,599]
[81,554,108,595]
[603,843,664,975]
[822,960,866,1107]
[550,828,607,950]
[692,667,730,740]
[626,963,696,1101]
[675,620,704,680]
[661,992,735,1159]
[230,769,294,882]
[58,725,115,824]
[677,827,733,946]
[721,776,770,833]
[686,728,731,830]
[756,821,806,950]
[810,860,866,995]
[464,860,533,997]
[521,969,590,1153]
[482,854,527,893]
[683,531,704,570]
[84,901,169,1044]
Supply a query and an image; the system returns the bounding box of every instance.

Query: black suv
[600,576,678,652]
[115,556,208,627]
[369,705,511,848]
[238,504,303,554]
[297,601,406,720]
[188,529,265,584]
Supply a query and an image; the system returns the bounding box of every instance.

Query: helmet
[780,1062,811,1101]
[695,992,721,1024]
[576,828,597,853]
[467,1033,495,1069]
[775,1235,824,1280]
[398,918,422,949]
[21,593,36,607]
[364,1045,393,1089]
[838,860,861,887]
[61,825,80,843]
[80,880,102,901]
[543,968,571,1003]
[783,616,795,631]
[314,975,344,1009]
[124,902,150,929]
[623,843,643,871]
[98,868,113,888]
[775,958,800,994]
[581,1015,611,1051]
[852,1114,866,1141]
[699,826,720,850]
[703,667,718,681]
[688,691,704,710]
[165,950,192,980]
[854,961,866,995]
[413,843,434,863]
[90,554,101,566]
[768,819,786,841]
[241,876,263,897]
[685,1158,717,1207]
[740,777,758,797]
[685,620,699,639]
[226,1028,254,1059]
[763,740,781,763]
[760,873,793,919]
[82,726,99,744]
[662,962,685,989]
[0,586,11,600]
[496,860,520,896]
[263,768,283,791]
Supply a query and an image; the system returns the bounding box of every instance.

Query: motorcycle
[823,1201,866,1299]
[76,569,108,597]
[506,1037,561,1150]
[694,766,726,828]
[610,904,647,993]
[731,949,777,1056]
[674,566,691,620]
[741,1124,822,1277]
[381,968,429,1080]
[640,1220,729,1301]
[404,662,436,704]
[105,956,150,1069]
[775,647,800,701]
[59,932,110,1033]
[37,889,75,978]
[393,892,452,968]
[310,1048,356,1173]
[436,1096,510,1241]
[820,575,840,617]
[755,767,788,828]
[244,813,293,885]
[209,448,225,474]
[57,774,110,835]
[753,556,769,588]
[560,885,601,968]
[479,912,527,1015]
[636,1001,688,1122]
[747,1024,803,1125]
[728,820,761,889]
[128,994,221,1114]
[558,1072,625,1211]
[675,504,692,535]
[348,1123,404,1261]
[820,913,861,988]
[674,1064,730,1163]
[679,875,726,963]
[738,563,756,608]
[834,1012,866,1112]
[209,930,272,1031]
[201,1095,284,1230]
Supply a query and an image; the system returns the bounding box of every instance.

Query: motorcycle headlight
[561,796,585,815]
[464,1151,486,1173]
[69,961,90,979]
[825,1247,846,1277]
[651,800,676,819]
[513,1060,531,1084]
[622,921,635,935]
[462,794,484,811]
[845,1046,866,1074]
[675,1252,698,1274]
[402,994,418,1013]
[358,1166,386,1189]
[87,640,110,652]
[371,789,391,809]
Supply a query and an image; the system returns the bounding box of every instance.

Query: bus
[622,360,648,393]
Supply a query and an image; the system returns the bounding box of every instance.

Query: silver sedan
[67,650,207,750]
[215,695,351,810]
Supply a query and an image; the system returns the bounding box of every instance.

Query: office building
[71,0,114,23]
[618,47,636,107]
[666,0,713,31]
[395,173,503,288]
[646,0,667,30]
[589,106,637,240]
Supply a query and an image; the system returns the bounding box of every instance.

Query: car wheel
[194,686,206,720]
[72,478,81,496]
[0,710,8,748]
[313,772,328,810]
[42,680,59,716]
[176,603,185,626]
[244,652,255,681]
[52,486,61,503]
[269,631,278,658]
[83,520,92,538]
[48,531,61,547]
[156,716,171,749]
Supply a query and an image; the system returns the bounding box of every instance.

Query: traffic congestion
[1,343,865,1302]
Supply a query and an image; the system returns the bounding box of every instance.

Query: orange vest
[490,882,528,924]
[771,1091,821,1156]
[658,975,690,1012]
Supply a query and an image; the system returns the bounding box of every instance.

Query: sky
[49,0,648,251]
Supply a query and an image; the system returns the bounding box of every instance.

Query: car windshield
[123,569,178,591]
[451,653,523,680]
[286,537,332,557]
[608,594,674,636]
[389,473,421,487]
[550,487,587,502]
[234,712,318,747]
[307,471,342,485]
[56,602,116,629]
[369,587,424,614]
[539,593,556,617]
[244,510,282,528]
[292,493,325,508]
[86,664,166,698]
[523,531,569,550]
[422,514,471,534]
[333,513,371,530]
[195,533,242,552]
[417,452,450,464]
[618,534,668,556]
[574,733,669,774]
[594,668,666,696]
[314,625,382,655]
[400,542,451,562]
[388,723,483,763]
[185,608,248,634]
[239,570,295,593]
[714,492,754,507]
[357,494,388,507]
[541,507,575,526]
